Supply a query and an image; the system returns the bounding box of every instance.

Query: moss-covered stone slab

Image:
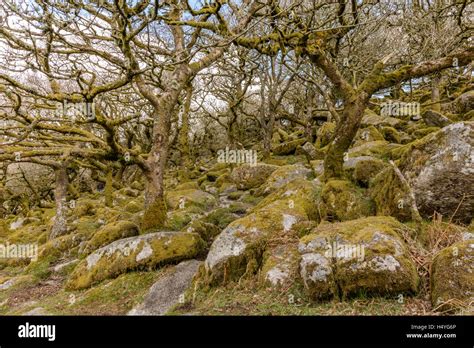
[229,163,278,190]
[431,240,474,312]
[165,189,217,211]
[299,216,419,301]
[255,164,312,196]
[82,221,139,255]
[66,231,205,290]
[348,140,393,158]
[399,122,474,223]
[273,138,306,155]
[361,109,402,128]
[128,259,202,315]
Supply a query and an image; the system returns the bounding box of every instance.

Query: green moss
[319,180,374,221]
[353,158,386,187]
[66,232,205,290]
[124,200,142,213]
[381,126,401,144]
[215,173,231,188]
[300,216,419,300]
[355,126,385,145]
[368,167,412,222]
[230,164,278,190]
[315,122,336,148]
[349,141,393,159]
[104,170,114,207]
[141,197,167,232]
[25,255,56,280]
[412,127,440,139]
[184,220,221,243]
[254,179,321,221]
[431,240,474,312]
[166,189,216,211]
[83,221,139,255]
[202,207,239,230]
[227,191,243,200]
[174,181,199,191]
[74,199,97,217]
[272,138,306,155]
[165,206,202,231]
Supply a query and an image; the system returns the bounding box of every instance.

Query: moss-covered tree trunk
[50,164,69,239]
[141,102,174,231]
[431,74,441,112]
[323,94,369,179]
[104,169,113,207]
[178,84,192,169]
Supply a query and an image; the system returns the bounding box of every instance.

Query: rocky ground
[0,92,473,316]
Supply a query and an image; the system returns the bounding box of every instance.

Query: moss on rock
[299,216,419,301]
[83,221,140,255]
[319,180,375,222]
[229,164,278,190]
[369,167,413,222]
[353,158,386,187]
[431,240,474,312]
[141,198,167,232]
[273,138,306,155]
[66,231,205,290]
[255,164,312,196]
[315,122,336,148]
[166,189,216,211]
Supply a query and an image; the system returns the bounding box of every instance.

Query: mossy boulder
[361,109,403,128]
[422,110,451,128]
[381,126,401,144]
[431,240,474,312]
[353,158,386,186]
[369,166,413,222]
[454,90,474,115]
[260,242,299,288]
[299,216,419,301]
[273,138,306,155]
[348,140,393,159]
[165,207,202,231]
[354,126,385,146]
[255,164,312,196]
[215,173,231,188]
[166,189,217,211]
[202,179,320,285]
[124,200,142,213]
[412,126,440,139]
[229,164,278,190]
[82,221,140,255]
[73,199,97,217]
[315,122,336,148]
[297,142,325,160]
[174,181,200,191]
[319,180,375,222]
[66,231,205,290]
[398,122,474,223]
